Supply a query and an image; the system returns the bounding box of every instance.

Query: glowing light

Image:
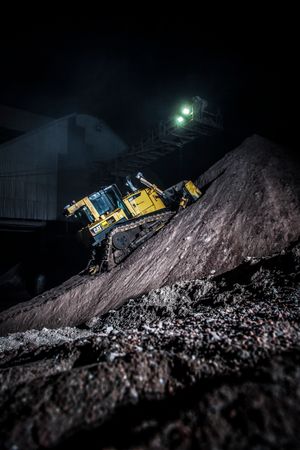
[182,106,191,115]
[176,116,185,124]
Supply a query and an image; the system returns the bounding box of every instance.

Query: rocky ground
[0,135,300,449]
[0,240,299,449]
[0,135,300,335]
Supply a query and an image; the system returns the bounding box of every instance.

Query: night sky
[0,13,297,166]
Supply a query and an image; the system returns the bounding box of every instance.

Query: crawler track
[89,210,175,273]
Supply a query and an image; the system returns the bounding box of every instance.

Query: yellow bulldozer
[64,173,201,274]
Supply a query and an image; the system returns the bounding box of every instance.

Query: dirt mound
[0,135,299,335]
[0,241,299,448]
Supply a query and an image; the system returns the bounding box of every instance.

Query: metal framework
[93,97,223,186]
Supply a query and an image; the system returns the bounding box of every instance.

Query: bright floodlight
[176,116,185,124]
[182,106,191,115]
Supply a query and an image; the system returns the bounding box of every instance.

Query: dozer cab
[64,173,201,274]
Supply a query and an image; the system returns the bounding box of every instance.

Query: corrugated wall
[0,114,128,221]
[0,119,68,220]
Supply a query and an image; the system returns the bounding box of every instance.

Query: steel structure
[93,97,223,186]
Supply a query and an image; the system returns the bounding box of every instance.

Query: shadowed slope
[0,135,299,335]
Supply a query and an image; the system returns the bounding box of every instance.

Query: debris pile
[0,135,299,334]
[0,240,299,448]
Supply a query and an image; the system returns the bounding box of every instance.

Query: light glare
[182,107,191,115]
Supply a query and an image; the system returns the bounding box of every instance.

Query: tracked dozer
[64,173,201,274]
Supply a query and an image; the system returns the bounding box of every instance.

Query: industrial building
[0,113,127,221]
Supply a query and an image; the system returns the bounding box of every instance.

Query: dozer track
[88,210,175,274]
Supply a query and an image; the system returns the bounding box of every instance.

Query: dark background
[0,13,297,167]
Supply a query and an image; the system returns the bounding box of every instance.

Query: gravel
[0,241,299,448]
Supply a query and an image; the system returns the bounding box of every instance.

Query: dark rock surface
[0,135,299,335]
[0,241,299,449]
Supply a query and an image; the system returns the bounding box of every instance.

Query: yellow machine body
[64,176,201,250]
[65,197,100,220]
[84,187,166,244]
[87,208,128,238]
[184,180,202,200]
[65,185,168,247]
[123,187,166,217]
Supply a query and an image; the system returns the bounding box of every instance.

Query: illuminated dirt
[0,135,299,335]
[0,134,300,448]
